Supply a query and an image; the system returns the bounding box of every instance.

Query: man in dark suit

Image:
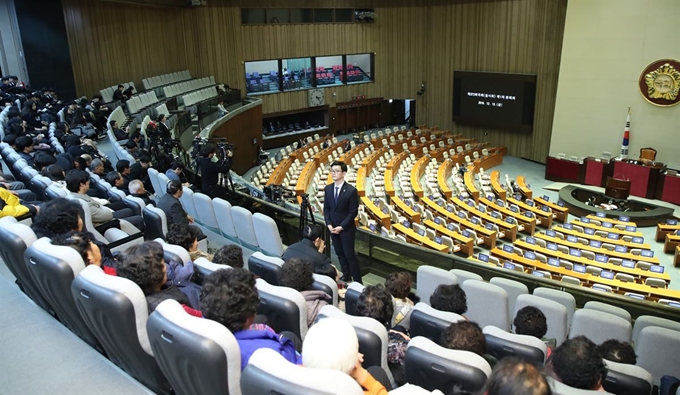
[282,223,337,280]
[323,160,361,283]
[157,180,204,237]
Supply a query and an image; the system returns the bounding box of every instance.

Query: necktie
[334,186,339,202]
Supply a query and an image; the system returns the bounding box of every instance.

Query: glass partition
[282,57,312,91]
[315,55,344,87]
[346,54,373,84]
[245,60,280,95]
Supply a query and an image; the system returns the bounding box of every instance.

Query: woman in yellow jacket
[0,188,38,218]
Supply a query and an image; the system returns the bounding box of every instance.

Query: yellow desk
[491,247,591,281]
[421,197,496,248]
[481,197,536,236]
[392,196,420,223]
[571,220,644,238]
[451,196,517,241]
[384,168,395,197]
[410,157,428,197]
[266,157,292,186]
[360,196,390,230]
[438,160,454,199]
[665,233,680,254]
[424,219,474,257]
[472,148,505,173]
[554,225,647,249]
[392,223,449,253]
[464,170,480,203]
[507,197,553,228]
[533,196,568,223]
[295,161,318,195]
[675,246,680,268]
[516,175,532,199]
[532,233,659,264]
[356,167,366,197]
[489,170,506,201]
[656,223,680,242]
[586,214,636,228]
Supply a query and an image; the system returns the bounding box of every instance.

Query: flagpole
[620,107,631,160]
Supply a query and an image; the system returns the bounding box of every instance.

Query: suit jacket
[282,238,332,270]
[323,182,358,230]
[157,122,170,140]
[157,193,189,227]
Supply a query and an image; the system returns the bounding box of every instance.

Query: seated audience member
[0,174,36,201]
[31,198,84,238]
[278,258,331,326]
[200,268,302,370]
[281,223,338,280]
[90,158,106,177]
[548,336,607,391]
[53,231,116,275]
[385,272,414,330]
[128,179,154,205]
[157,180,202,236]
[66,170,144,230]
[117,241,201,315]
[212,244,244,268]
[105,171,126,191]
[15,135,35,167]
[597,339,637,365]
[165,223,212,262]
[33,152,57,173]
[303,318,391,395]
[441,321,487,357]
[110,120,129,141]
[356,284,409,386]
[129,155,153,192]
[116,159,131,188]
[430,283,468,317]
[513,306,554,357]
[165,162,185,183]
[112,85,126,102]
[485,357,552,395]
[0,187,39,218]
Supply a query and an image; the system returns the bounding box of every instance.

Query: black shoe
[340,275,352,283]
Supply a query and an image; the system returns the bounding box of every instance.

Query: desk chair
[639,147,657,164]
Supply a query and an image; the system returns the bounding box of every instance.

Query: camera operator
[198,143,232,199]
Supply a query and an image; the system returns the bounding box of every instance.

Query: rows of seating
[105,106,137,162]
[181,86,218,108]
[125,90,159,117]
[142,69,191,90]
[163,76,215,101]
[99,81,136,103]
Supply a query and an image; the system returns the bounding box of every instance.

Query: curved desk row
[481,197,537,236]
[360,196,390,230]
[533,233,655,263]
[489,170,507,201]
[507,196,553,228]
[451,196,518,242]
[392,223,448,253]
[421,196,497,248]
[533,196,568,223]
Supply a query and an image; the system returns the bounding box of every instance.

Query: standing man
[323,161,361,283]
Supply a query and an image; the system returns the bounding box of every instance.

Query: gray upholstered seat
[247,252,284,286]
[568,309,632,343]
[547,376,614,395]
[179,186,199,221]
[344,282,365,316]
[212,198,240,244]
[192,192,220,234]
[489,277,528,327]
[232,206,260,251]
[483,325,547,364]
[602,359,652,395]
[462,280,510,331]
[143,205,168,241]
[312,273,338,306]
[147,168,163,198]
[635,326,680,385]
[632,315,680,345]
[252,213,285,257]
[409,302,465,345]
[193,257,232,278]
[416,266,458,304]
[256,278,308,341]
[532,287,576,328]
[583,301,631,323]
[155,238,191,266]
[515,294,568,346]
[450,269,483,284]
[147,299,242,395]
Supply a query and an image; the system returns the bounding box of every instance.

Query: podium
[605,177,631,200]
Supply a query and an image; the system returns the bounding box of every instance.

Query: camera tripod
[299,193,316,239]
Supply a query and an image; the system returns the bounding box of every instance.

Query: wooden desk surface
[532,233,658,264]
[516,175,533,199]
[410,157,428,197]
[360,196,390,230]
[481,197,537,236]
[533,196,568,223]
[266,157,292,186]
[491,248,590,281]
[424,219,474,257]
[294,161,318,195]
[507,197,553,228]
[656,223,680,241]
[384,168,395,197]
[554,225,648,249]
[472,150,504,173]
[514,240,669,282]
[438,160,454,199]
[392,223,449,253]
[490,170,506,201]
[571,219,644,237]
[586,214,637,227]
[675,245,680,268]
[356,167,367,197]
[665,233,680,254]
[464,170,480,203]
[392,196,420,223]
[421,197,496,248]
[451,196,518,241]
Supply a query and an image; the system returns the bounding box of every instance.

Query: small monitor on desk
[619,216,630,222]
[403,220,410,228]
[463,230,472,238]
[491,212,500,219]
[434,217,442,225]
[486,223,494,230]
[557,201,565,207]
[526,237,536,244]
[447,223,455,232]
[585,228,595,235]
[600,271,614,280]
[525,251,536,260]
[547,243,558,251]
[478,253,489,262]
[574,264,586,273]
[434,236,442,244]
[596,212,606,218]
[607,233,619,240]
[563,223,573,230]
[602,222,614,228]
[503,262,516,270]
[541,205,550,212]
[622,260,635,268]
[595,254,607,263]
[667,219,678,225]
[615,245,627,253]
[641,250,654,258]
[590,240,602,248]
[548,258,559,267]
[569,248,582,257]
[546,230,556,237]
[632,236,643,244]
[502,244,513,253]
[369,223,377,232]
[626,225,637,232]
[650,265,664,273]
[567,235,578,243]
[580,217,590,223]
[417,229,425,237]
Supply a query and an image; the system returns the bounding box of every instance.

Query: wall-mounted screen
[452,71,537,132]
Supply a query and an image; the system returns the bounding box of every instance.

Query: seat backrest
[463,280,510,331]
[156,238,191,266]
[0,217,51,312]
[255,278,308,341]
[602,359,653,395]
[482,325,547,365]
[212,198,239,241]
[46,183,68,200]
[639,147,656,162]
[193,257,232,278]
[147,300,242,395]
[143,205,168,241]
[231,206,259,249]
[417,266,458,304]
[252,213,284,256]
[636,326,680,385]
[450,269,483,284]
[515,294,568,346]
[311,273,338,306]
[147,168,163,197]
[240,348,363,395]
[25,237,101,349]
[71,265,171,394]
[569,309,632,344]
[632,315,680,345]
[410,302,465,345]
[583,301,631,323]
[404,336,492,393]
[532,287,576,328]
[179,187,198,220]
[344,282,365,316]
[247,252,284,286]
[489,277,529,326]
[192,193,220,232]
[547,376,615,395]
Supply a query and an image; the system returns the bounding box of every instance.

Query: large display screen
[452,71,537,132]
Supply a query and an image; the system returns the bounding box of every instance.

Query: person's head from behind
[170,161,184,174]
[116,159,131,175]
[81,154,92,167]
[43,164,66,181]
[65,169,90,193]
[128,179,146,195]
[15,135,33,153]
[441,321,486,356]
[485,357,552,395]
[597,339,637,365]
[139,155,151,168]
[279,258,314,292]
[302,223,324,248]
[356,284,393,328]
[430,283,468,315]
[31,198,84,238]
[199,143,216,157]
[117,241,167,295]
[550,336,607,390]
[34,152,56,171]
[200,268,259,333]
[166,179,182,197]
[53,231,102,267]
[212,244,244,268]
[303,318,360,375]
[385,271,412,299]
[513,306,547,339]
[165,223,197,253]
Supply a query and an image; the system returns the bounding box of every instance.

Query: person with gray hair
[90,158,105,176]
[302,318,391,394]
[128,179,154,206]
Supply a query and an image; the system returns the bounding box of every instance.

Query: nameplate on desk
[491,212,500,219]
[380,229,387,236]
[602,222,614,229]
[596,212,606,218]
[502,244,514,253]
[381,206,389,214]
[497,200,505,207]
[470,218,479,225]
[447,223,455,232]
[627,294,645,300]
[447,205,456,213]
[548,258,559,267]
[567,235,578,243]
[457,211,465,219]
[546,230,556,237]
[622,260,635,268]
[600,271,614,280]
[569,248,582,257]
[563,224,573,230]
[667,219,678,225]
[573,264,586,273]
[632,237,643,244]
[542,195,550,201]
[595,254,607,263]
[650,265,664,273]
[434,217,442,225]
[619,216,630,222]
[434,236,443,244]
[590,240,602,248]
[402,221,410,228]
[526,237,536,244]
[668,302,680,308]
[641,250,654,258]
[607,233,619,240]
[557,201,565,207]
[478,253,489,262]
[485,223,494,231]
[463,230,472,238]
[626,226,637,232]
[510,206,519,213]
[369,224,377,232]
[547,243,558,251]
[541,205,550,212]
[526,200,534,207]
[581,217,590,223]
[503,262,516,270]
[615,245,627,253]
[525,251,536,260]
[585,228,595,235]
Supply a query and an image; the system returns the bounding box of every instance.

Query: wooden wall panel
[62,0,190,97]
